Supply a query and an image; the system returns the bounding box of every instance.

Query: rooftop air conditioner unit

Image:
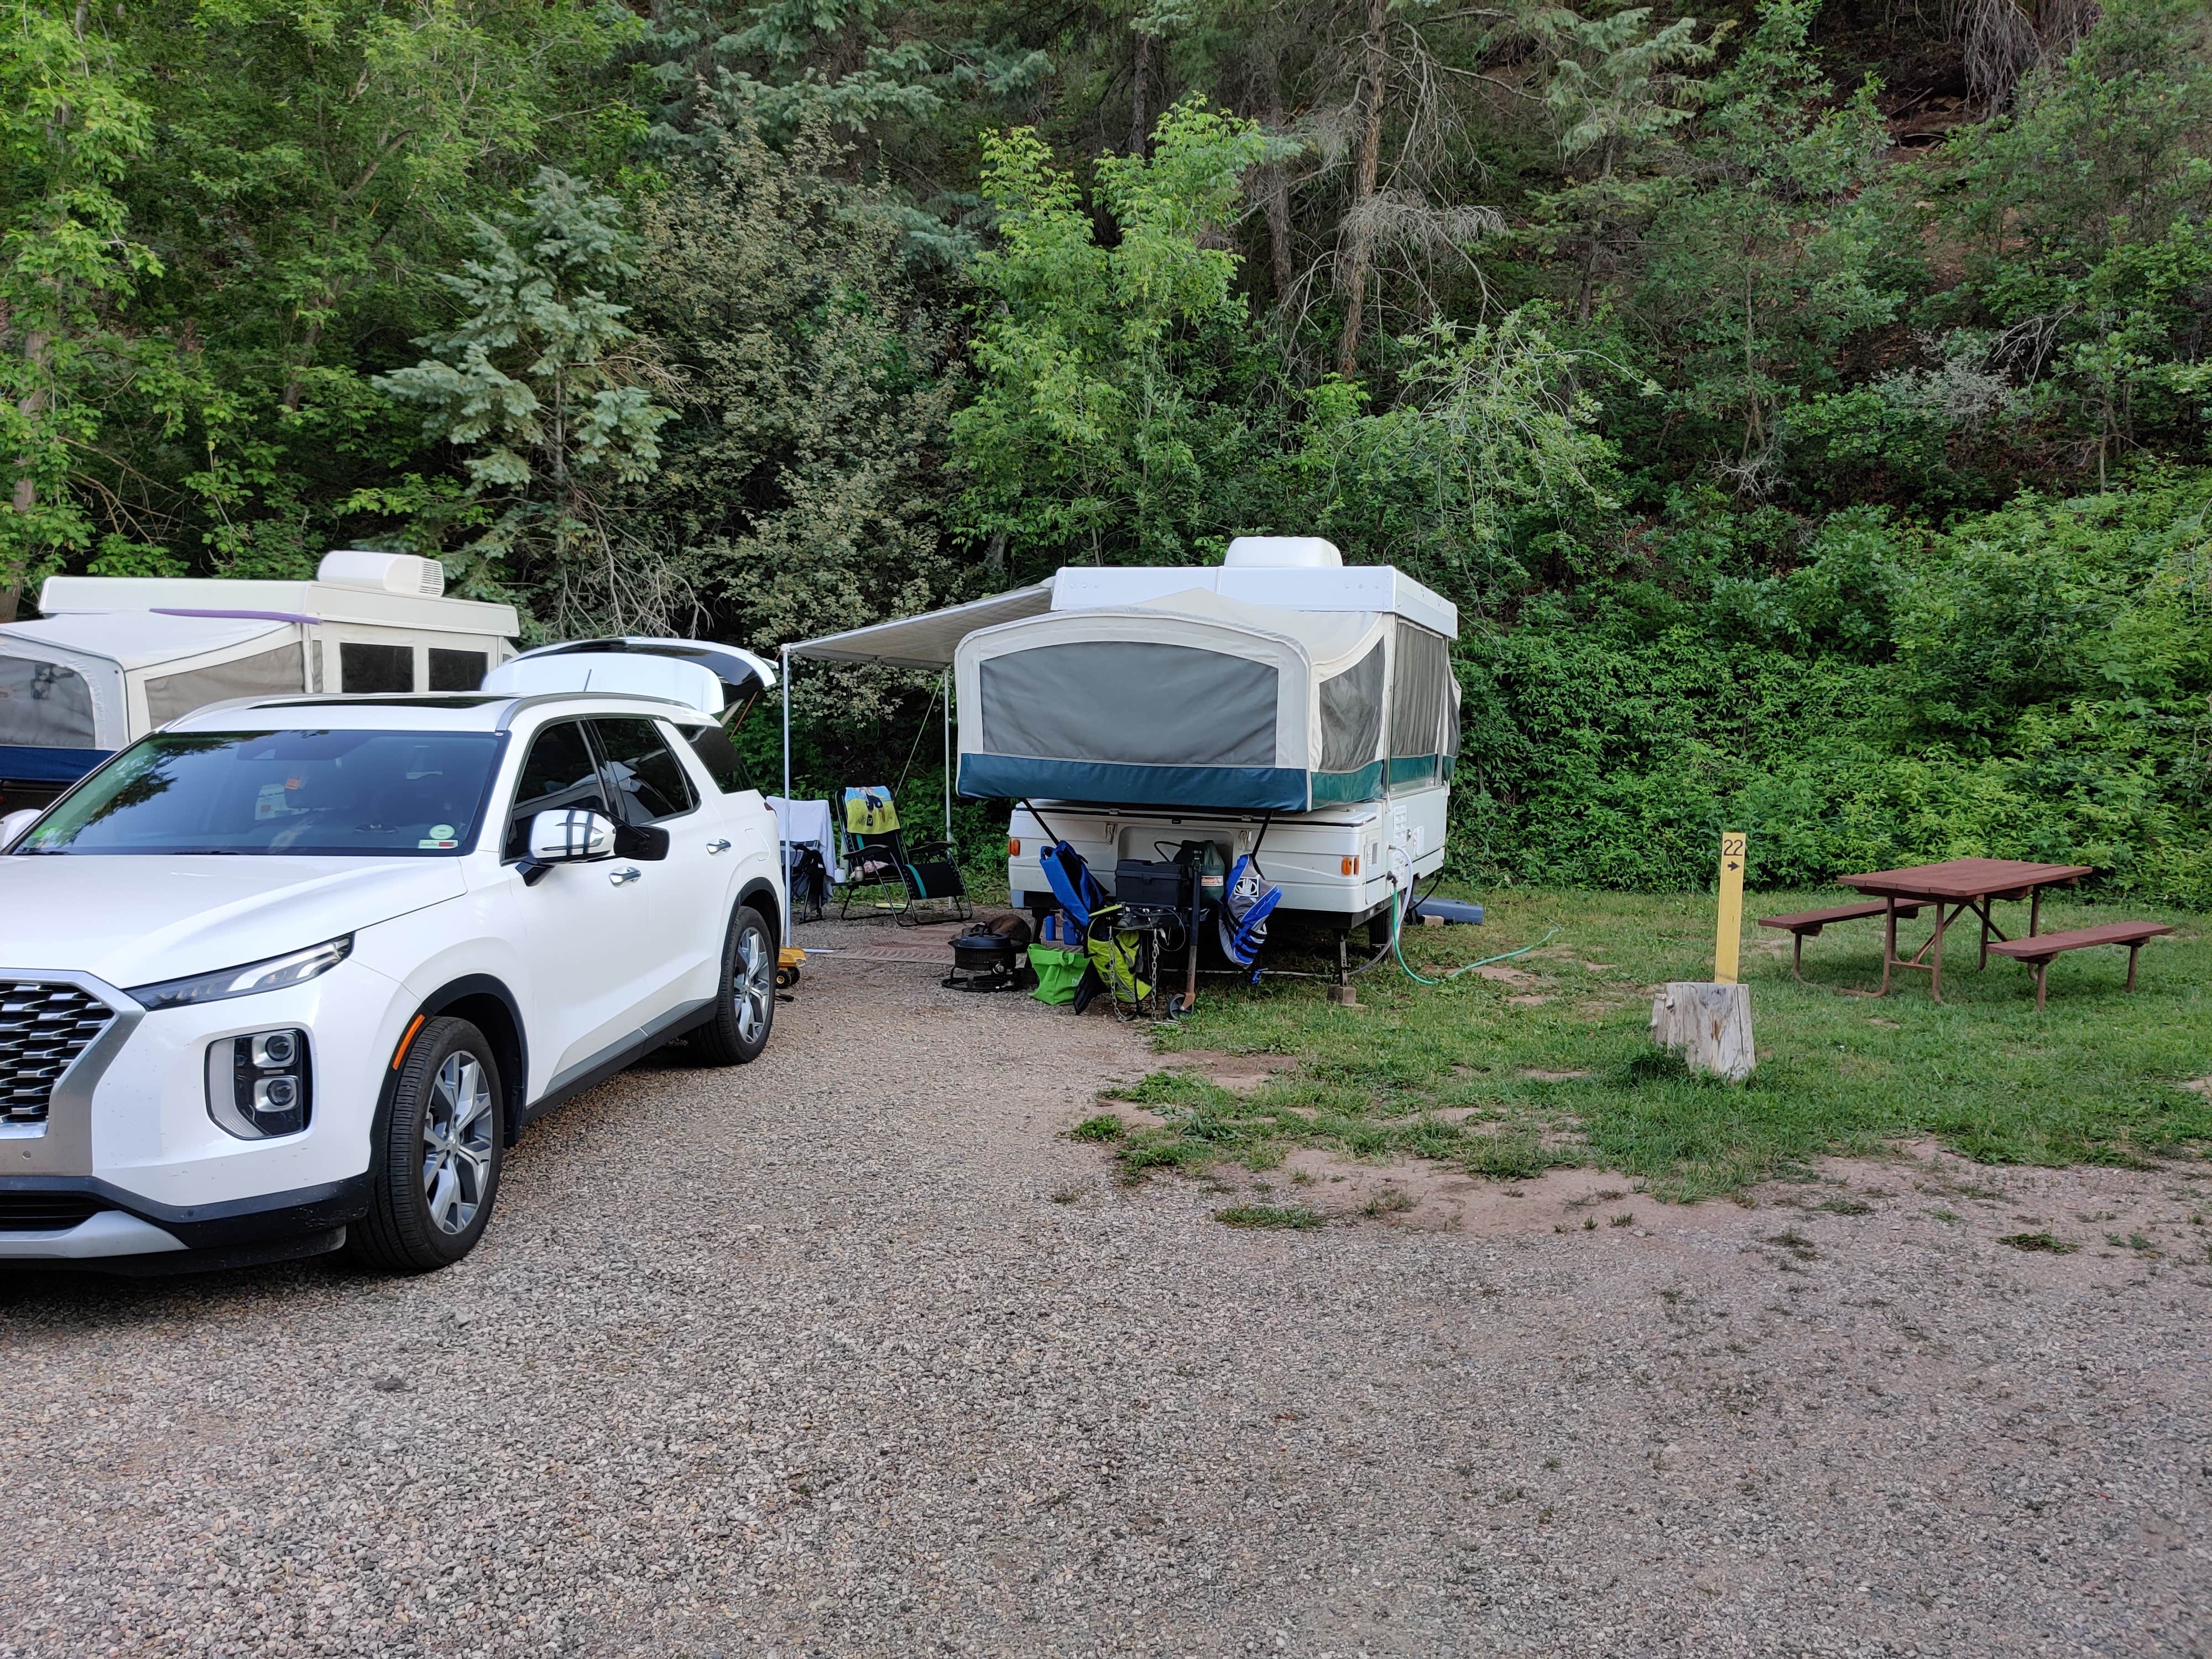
[316,550,445,598]
[1223,536,1343,569]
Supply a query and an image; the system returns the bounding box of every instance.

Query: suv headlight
[207,1028,312,1139]
[127,935,353,1010]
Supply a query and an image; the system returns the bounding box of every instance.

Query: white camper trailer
[962,539,1459,928]
[779,536,1461,937]
[0,552,519,811]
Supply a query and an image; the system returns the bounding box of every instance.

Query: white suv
[0,672,784,1274]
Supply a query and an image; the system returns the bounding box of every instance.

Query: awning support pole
[780,646,792,947]
[942,667,951,842]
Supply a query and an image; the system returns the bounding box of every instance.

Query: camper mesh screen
[1389,624,1456,785]
[979,641,1277,767]
[144,644,306,727]
[1317,641,1384,772]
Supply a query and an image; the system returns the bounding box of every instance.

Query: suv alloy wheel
[352,1016,505,1272]
[690,902,775,1066]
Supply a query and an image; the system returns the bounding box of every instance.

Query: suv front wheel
[352,1016,505,1272]
[691,902,775,1066]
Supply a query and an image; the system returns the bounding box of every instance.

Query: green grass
[1107,888,2212,1201]
[1213,1203,1326,1229]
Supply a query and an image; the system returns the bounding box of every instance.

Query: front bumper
[2,956,409,1270]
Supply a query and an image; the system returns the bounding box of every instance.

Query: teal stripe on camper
[1388,755,1441,785]
[1310,761,1385,804]
[958,754,1312,811]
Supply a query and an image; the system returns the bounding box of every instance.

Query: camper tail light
[1008,837,1021,858]
[1340,855,1361,876]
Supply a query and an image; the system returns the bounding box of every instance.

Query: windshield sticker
[254,782,289,821]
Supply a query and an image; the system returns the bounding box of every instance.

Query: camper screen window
[0,655,96,748]
[144,644,307,727]
[341,641,414,694]
[428,648,487,692]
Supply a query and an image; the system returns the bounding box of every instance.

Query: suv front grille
[1,979,117,1124]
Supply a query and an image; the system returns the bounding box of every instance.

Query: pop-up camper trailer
[0,552,519,813]
[781,536,1459,932]
[962,538,1458,926]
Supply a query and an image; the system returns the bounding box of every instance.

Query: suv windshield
[17,729,504,856]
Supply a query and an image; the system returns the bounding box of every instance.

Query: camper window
[429,647,487,692]
[340,640,414,694]
[144,644,306,727]
[980,642,1278,767]
[1388,624,1453,789]
[0,655,97,748]
[1318,641,1385,774]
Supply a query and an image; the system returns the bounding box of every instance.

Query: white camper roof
[1052,564,1454,637]
[36,550,519,639]
[1128,587,1382,669]
[0,609,290,671]
[783,555,1452,674]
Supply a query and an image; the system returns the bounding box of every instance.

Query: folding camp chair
[1040,839,1159,1015]
[1217,853,1282,980]
[836,785,972,927]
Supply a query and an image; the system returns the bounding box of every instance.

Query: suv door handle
[706,839,732,854]
[609,866,643,886]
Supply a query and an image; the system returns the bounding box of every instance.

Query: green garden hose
[1390,889,1559,987]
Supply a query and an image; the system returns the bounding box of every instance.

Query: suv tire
[351,1016,505,1272]
[690,902,776,1066]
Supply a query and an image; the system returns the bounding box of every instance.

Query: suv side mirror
[0,807,39,851]
[528,808,617,864]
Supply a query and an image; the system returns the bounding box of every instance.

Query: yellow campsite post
[1714,831,1747,983]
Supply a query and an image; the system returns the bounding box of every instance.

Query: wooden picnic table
[1837,858,2093,1001]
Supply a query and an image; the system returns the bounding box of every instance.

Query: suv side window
[504,720,609,860]
[588,717,698,825]
[682,721,749,794]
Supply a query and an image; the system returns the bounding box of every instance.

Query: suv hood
[0,857,465,990]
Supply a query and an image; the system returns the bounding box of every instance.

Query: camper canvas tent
[779,538,1460,931]
[954,586,1458,812]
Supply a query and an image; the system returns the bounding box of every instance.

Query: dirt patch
[1473,962,1537,985]
[1157,1049,1300,1093]
[2184,1076,2212,1099]
[1217,1151,1738,1238]
[1177,1138,2212,1260]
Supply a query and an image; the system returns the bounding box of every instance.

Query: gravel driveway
[3,920,2208,1657]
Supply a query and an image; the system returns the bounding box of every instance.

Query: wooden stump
[1650,982,1755,1083]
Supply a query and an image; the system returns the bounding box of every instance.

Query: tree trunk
[1334,0,1389,378]
[1256,37,1295,311]
[1649,982,1756,1083]
[3,328,54,624]
[1129,27,1154,155]
[281,316,322,412]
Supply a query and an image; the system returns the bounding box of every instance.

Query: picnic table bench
[1987,920,2174,1010]
[1838,858,2094,1003]
[1757,900,1921,980]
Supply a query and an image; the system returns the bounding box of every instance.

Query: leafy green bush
[1453,474,2212,905]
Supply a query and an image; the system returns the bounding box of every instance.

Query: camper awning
[784,581,1055,670]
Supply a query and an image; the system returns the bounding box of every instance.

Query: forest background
[3,0,2208,900]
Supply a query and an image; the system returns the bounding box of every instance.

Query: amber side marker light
[1008,837,1022,857]
[1340,855,1361,875]
[390,1013,426,1071]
